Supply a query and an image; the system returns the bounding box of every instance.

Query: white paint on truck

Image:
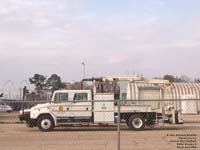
[94,93,114,123]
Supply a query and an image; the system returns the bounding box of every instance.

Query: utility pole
[81,62,86,90]
[22,86,27,115]
[117,99,121,150]
[81,62,85,79]
[19,88,22,100]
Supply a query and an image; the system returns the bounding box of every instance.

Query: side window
[59,93,68,102]
[121,93,127,100]
[73,93,88,101]
[54,93,68,102]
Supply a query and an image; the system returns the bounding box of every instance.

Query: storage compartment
[93,93,114,123]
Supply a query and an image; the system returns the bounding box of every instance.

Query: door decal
[59,106,64,112]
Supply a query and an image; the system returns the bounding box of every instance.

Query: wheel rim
[132,118,143,129]
[41,119,51,130]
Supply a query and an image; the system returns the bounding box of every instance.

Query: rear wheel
[37,115,54,132]
[127,115,145,130]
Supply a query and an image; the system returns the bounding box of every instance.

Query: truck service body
[19,76,183,131]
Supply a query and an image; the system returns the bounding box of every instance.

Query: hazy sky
[1,0,200,94]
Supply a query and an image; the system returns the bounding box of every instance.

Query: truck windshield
[54,93,68,102]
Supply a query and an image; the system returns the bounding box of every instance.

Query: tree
[179,75,191,83]
[26,91,37,101]
[29,74,46,94]
[163,74,176,82]
[69,82,83,90]
[194,78,200,83]
[0,93,3,97]
[46,74,65,93]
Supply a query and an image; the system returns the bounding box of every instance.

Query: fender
[30,104,58,126]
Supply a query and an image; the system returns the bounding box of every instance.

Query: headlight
[19,109,31,114]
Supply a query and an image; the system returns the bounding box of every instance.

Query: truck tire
[127,115,145,130]
[37,115,54,132]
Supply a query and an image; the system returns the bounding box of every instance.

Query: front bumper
[19,112,30,121]
[19,112,37,127]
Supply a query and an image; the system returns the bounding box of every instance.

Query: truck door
[70,92,92,117]
[50,92,72,117]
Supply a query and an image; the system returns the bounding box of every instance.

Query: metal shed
[172,83,200,114]
[126,82,200,114]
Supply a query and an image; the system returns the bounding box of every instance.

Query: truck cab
[19,90,93,131]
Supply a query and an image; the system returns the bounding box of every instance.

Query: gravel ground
[0,112,200,150]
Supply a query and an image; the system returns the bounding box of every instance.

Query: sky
[0,0,200,97]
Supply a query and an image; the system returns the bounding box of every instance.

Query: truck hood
[31,103,50,110]
[19,103,50,115]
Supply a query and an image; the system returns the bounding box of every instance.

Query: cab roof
[54,90,91,93]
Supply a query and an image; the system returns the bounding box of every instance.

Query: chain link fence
[0,99,200,150]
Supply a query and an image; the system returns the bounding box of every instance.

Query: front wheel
[37,115,54,132]
[127,115,145,130]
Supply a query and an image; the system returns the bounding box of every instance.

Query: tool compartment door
[93,94,114,123]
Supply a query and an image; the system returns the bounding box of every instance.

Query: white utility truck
[19,76,183,132]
